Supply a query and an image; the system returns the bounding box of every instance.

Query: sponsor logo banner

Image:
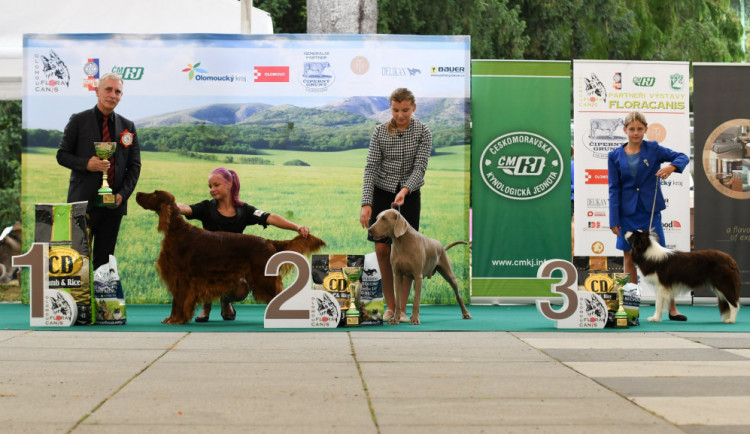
[254,66,289,82]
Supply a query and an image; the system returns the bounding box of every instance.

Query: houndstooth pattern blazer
[361,118,432,206]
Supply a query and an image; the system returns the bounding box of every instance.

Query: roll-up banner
[572,60,690,301]
[693,63,750,299]
[471,60,571,302]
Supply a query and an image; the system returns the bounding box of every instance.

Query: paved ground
[2,330,749,433]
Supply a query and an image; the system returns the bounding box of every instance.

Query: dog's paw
[647,316,661,322]
[388,317,399,325]
[723,318,736,324]
[463,312,472,320]
[410,317,420,325]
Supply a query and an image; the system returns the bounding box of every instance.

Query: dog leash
[648,176,659,231]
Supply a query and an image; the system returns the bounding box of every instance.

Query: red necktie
[102,117,114,186]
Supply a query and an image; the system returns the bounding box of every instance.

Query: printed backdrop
[471,60,571,301]
[693,63,750,297]
[22,33,471,304]
[572,60,690,300]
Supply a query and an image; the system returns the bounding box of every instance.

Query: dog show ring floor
[1,303,748,332]
[2,303,750,433]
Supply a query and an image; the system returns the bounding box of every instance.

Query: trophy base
[346,310,360,327]
[614,312,629,329]
[96,190,117,208]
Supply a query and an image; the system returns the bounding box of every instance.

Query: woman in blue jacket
[608,111,689,320]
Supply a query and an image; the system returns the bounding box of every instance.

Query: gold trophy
[613,273,630,329]
[342,267,362,327]
[94,142,117,207]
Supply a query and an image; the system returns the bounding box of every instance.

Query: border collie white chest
[626,230,740,323]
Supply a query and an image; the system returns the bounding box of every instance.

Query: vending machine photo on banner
[573,60,691,301]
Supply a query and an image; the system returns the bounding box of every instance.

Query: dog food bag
[311,254,365,327]
[93,255,127,325]
[582,273,640,327]
[360,252,384,325]
[573,256,624,290]
[35,202,94,325]
[622,283,641,326]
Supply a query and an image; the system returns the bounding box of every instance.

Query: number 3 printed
[535,259,578,320]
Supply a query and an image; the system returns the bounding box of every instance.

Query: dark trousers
[88,207,123,270]
[367,186,421,244]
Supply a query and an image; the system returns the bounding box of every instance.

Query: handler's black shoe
[668,314,687,321]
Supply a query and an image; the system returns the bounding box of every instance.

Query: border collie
[626,230,740,323]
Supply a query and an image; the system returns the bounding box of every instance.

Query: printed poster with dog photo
[573,60,691,302]
[21,34,471,306]
[693,63,750,298]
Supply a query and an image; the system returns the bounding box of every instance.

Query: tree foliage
[374,0,744,61]
[0,101,21,228]
[266,0,745,61]
[254,0,308,33]
[377,0,528,59]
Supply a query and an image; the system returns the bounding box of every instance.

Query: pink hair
[210,167,245,206]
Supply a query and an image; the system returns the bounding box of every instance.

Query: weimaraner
[368,209,472,325]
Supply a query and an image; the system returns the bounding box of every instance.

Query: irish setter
[136,190,326,324]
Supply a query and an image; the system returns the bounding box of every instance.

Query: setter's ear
[393,213,408,238]
[157,200,173,233]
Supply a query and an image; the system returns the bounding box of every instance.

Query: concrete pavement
[2,330,750,433]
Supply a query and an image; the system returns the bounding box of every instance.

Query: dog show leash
[648,176,659,231]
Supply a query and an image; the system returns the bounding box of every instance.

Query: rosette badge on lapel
[120,130,134,147]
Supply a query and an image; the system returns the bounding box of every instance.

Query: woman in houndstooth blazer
[359,88,432,323]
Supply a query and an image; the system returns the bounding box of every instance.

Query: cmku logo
[633,76,656,87]
[479,131,564,200]
[497,156,545,176]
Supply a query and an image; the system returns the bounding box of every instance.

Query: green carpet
[1,303,747,332]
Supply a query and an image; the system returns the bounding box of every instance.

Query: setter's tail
[270,234,326,256]
[269,235,326,277]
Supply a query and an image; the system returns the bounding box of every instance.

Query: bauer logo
[479,132,564,200]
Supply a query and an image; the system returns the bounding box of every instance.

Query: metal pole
[241,0,253,34]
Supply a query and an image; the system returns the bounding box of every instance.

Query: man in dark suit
[57,72,141,269]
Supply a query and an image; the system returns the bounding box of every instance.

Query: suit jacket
[56,106,142,215]
[608,140,688,228]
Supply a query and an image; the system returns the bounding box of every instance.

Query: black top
[187,199,270,233]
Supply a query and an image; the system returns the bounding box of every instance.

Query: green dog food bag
[34,202,94,325]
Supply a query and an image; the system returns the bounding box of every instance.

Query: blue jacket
[608,140,688,228]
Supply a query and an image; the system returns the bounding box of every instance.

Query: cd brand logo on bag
[479,132,564,200]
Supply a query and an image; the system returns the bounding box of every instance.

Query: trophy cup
[613,273,630,329]
[94,142,117,207]
[342,267,362,327]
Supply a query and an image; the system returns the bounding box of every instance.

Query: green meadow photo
[22,143,469,306]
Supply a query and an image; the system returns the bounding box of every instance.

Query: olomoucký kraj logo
[479,131,564,200]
